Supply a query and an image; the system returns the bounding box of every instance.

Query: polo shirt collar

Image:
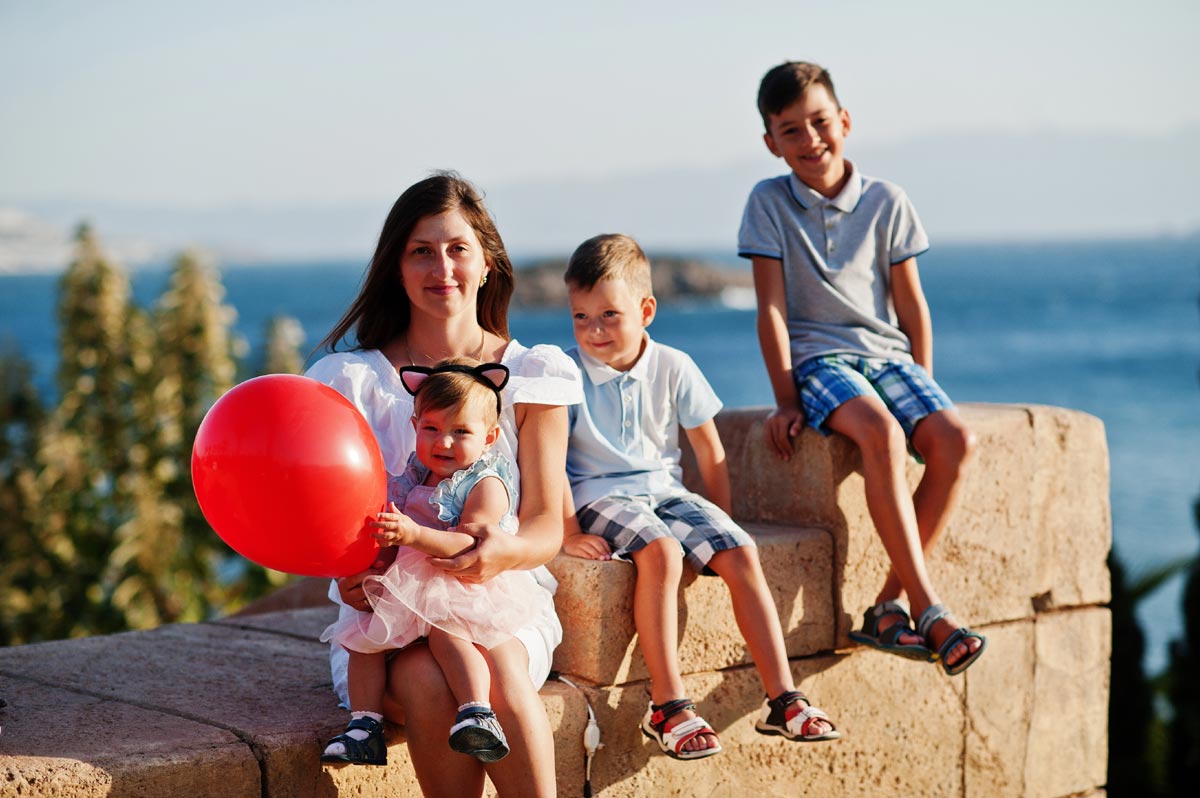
[578,334,655,386]
[787,160,862,212]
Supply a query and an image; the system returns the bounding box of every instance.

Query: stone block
[701,404,1110,643]
[547,525,834,685]
[0,675,259,798]
[1028,406,1111,608]
[1025,608,1110,798]
[579,652,963,798]
[964,620,1037,798]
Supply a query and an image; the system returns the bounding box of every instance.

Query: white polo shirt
[566,337,723,510]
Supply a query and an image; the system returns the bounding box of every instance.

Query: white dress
[319,450,554,652]
[305,340,582,707]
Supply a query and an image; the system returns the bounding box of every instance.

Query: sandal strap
[346,716,384,735]
[649,698,696,731]
[935,626,970,659]
[663,716,715,751]
[862,601,914,638]
[767,690,810,714]
[916,603,952,639]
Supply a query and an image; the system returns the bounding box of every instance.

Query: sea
[1,238,1198,675]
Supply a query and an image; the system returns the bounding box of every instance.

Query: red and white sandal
[640,698,723,761]
[754,690,841,742]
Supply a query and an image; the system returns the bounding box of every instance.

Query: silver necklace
[406,327,487,366]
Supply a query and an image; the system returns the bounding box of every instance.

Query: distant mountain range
[3,127,1198,273]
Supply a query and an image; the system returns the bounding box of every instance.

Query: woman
[307,172,578,797]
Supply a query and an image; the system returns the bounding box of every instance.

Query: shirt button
[828,242,835,252]
[624,421,632,428]
[826,221,834,230]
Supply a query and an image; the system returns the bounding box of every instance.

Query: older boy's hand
[765,405,804,461]
[562,532,612,561]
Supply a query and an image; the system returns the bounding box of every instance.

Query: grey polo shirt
[737,163,929,366]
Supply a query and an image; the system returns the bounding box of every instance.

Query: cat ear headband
[398,362,510,415]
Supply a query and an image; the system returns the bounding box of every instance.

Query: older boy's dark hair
[563,233,653,299]
[757,61,840,130]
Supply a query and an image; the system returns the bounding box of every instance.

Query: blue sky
[2,0,1198,254]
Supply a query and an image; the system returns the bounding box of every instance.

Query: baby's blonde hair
[412,357,500,428]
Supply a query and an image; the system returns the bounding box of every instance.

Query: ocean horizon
[2,235,1197,676]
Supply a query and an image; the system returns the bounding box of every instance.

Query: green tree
[0,344,47,645]
[260,315,306,376]
[18,224,142,640]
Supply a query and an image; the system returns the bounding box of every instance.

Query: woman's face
[400,209,489,322]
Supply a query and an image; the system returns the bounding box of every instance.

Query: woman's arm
[683,419,732,514]
[433,402,570,581]
[891,257,933,374]
[752,255,802,460]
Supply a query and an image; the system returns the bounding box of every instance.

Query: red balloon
[192,374,384,578]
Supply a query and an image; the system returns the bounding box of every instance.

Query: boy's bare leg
[876,408,976,601]
[347,650,388,712]
[630,537,718,753]
[707,546,835,736]
[872,407,980,668]
[826,396,981,666]
[479,639,557,798]
[427,629,492,706]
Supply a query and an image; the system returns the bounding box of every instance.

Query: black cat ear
[475,363,510,391]
[398,366,432,396]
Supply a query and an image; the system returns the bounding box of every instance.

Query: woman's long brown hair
[318,171,515,354]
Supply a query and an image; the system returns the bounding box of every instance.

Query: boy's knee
[631,536,683,574]
[919,415,977,469]
[852,412,907,461]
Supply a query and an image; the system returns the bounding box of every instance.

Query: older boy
[560,233,839,760]
[739,61,986,675]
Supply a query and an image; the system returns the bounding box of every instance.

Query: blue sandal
[849,601,935,661]
[321,715,387,766]
[916,604,988,676]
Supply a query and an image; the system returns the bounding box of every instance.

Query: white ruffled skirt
[320,545,555,652]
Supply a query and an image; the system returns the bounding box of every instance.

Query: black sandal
[321,715,387,766]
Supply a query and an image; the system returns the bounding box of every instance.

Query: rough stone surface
[965,621,1037,798]
[0,402,1111,798]
[581,652,964,798]
[1027,406,1112,609]
[0,675,259,798]
[703,404,1109,643]
[1025,608,1111,798]
[547,524,834,684]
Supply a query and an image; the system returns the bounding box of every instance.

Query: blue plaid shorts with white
[794,353,954,439]
[576,493,755,576]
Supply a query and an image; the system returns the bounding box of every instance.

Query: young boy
[560,233,840,761]
[739,61,986,675]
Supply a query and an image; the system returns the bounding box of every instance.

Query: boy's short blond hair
[757,61,840,130]
[564,233,653,299]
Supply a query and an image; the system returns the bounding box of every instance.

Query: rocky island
[510,255,754,307]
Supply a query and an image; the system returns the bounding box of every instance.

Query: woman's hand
[429,521,521,583]
[335,557,389,611]
[765,404,804,461]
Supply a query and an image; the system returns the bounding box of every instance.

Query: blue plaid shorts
[794,353,954,439]
[576,493,754,576]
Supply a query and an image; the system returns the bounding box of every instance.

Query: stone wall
[0,403,1111,797]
